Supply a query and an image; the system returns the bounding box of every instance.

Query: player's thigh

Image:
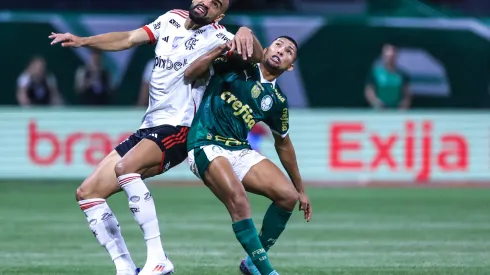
[188,146,247,204]
[76,149,122,200]
[115,126,189,177]
[242,157,299,206]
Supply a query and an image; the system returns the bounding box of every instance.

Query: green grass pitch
[0,181,489,274]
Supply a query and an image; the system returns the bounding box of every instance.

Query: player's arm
[184,43,230,81]
[273,134,304,194]
[49,15,163,51]
[273,133,312,222]
[49,28,150,51]
[228,27,263,63]
[267,104,311,221]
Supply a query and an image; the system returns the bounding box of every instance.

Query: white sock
[79,199,136,271]
[118,173,166,262]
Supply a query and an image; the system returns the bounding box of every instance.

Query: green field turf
[0,182,489,275]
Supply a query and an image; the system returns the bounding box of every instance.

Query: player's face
[264,38,297,72]
[189,0,229,25]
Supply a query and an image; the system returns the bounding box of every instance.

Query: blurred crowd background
[5,0,490,110]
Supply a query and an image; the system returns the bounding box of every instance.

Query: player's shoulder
[206,22,234,41]
[165,9,189,19]
[272,84,288,106]
[159,9,188,28]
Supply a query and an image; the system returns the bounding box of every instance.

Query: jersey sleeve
[142,13,168,44]
[265,99,290,139]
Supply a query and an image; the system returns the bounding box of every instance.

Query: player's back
[140,10,234,129]
[188,59,289,151]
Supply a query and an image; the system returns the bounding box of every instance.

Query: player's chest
[223,81,277,118]
[155,28,216,57]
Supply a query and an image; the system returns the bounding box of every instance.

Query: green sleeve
[210,54,246,76]
[265,100,289,138]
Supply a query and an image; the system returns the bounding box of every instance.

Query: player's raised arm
[49,28,151,51]
[228,27,263,62]
[49,14,164,51]
[184,43,230,81]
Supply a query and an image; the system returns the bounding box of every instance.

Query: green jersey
[187,56,289,151]
[368,65,408,108]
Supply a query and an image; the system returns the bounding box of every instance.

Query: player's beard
[189,4,211,25]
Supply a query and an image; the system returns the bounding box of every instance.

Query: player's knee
[76,182,95,201]
[114,159,133,177]
[275,187,299,211]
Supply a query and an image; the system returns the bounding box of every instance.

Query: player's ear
[215,13,225,23]
[286,63,295,72]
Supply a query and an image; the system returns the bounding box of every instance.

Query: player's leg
[75,148,137,275]
[235,153,298,275]
[114,126,188,275]
[189,147,280,275]
[243,158,298,250]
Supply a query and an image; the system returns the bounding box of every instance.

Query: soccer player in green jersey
[184,36,312,275]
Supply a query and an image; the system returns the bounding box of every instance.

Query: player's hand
[298,192,312,222]
[49,32,83,48]
[230,27,254,60]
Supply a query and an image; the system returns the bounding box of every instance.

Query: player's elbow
[184,68,198,82]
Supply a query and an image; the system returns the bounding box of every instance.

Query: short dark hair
[276,35,299,59]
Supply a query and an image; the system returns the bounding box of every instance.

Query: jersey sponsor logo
[195,29,206,35]
[251,84,262,99]
[154,56,189,71]
[274,88,286,103]
[216,32,231,42]
[260,95,273,112]
[221,91,256,129]
[153,21,161,30]
[172,36,184,49]
[281,108,289,132]
[185,37,199,50]
[212,134,248,147]
[162,36,169,42]
[169,19,181,28]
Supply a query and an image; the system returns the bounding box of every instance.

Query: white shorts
[188,145,266,181]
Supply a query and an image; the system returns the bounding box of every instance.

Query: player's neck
[185,19,203,30]
[259,63,280,82]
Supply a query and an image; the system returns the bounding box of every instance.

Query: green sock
[259,203,292,251]
[233,219,276,275]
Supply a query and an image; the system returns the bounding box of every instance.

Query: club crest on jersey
[261,95,273,112]
[251,85,262,99]
[172,36,184,49]
[185,37,199,50]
